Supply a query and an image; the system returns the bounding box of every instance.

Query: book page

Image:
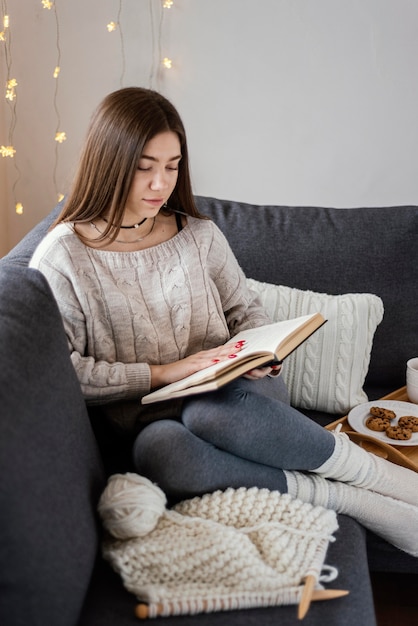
[142,313,324,403]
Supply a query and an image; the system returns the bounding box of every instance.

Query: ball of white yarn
[98,473,167,539]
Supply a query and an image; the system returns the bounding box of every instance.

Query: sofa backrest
[4,195,417,399]
[195,196,418,397]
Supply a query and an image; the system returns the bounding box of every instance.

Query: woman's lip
[144,198,164,205]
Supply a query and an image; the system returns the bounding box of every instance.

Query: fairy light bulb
[0,145,16,157]
[163,1,174,8]
[15,203,23,215]
[41,1,54,9]
[5,78,17,101]
[162,57,172,69]
[55,131,67,143]
[107,21,117,32]
[53,66,60,78]
[3,15,9,28]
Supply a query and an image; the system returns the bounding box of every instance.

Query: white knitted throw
[98,473,339,618]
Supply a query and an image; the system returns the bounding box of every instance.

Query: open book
[141,312,326,404]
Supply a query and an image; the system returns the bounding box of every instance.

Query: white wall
[1,0,418,255]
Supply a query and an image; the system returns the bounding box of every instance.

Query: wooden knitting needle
[298,575,317,619]
[298,574,349,619]
[135,588,349,620]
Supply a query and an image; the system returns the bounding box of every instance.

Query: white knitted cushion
[99,474,339,618]
[247,279,384,414]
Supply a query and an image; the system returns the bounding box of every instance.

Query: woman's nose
[150,169,168,190]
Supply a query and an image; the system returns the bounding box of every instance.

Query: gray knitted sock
[284,470,418,557]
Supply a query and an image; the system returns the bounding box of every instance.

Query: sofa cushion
[247,279,384,414]
[195,197,418,397]
[0,263,106,626]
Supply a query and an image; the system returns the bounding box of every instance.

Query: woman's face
[124,130,181,220]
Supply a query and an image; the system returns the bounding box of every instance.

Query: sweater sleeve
[30,238,151,404]
[207,223,272,336]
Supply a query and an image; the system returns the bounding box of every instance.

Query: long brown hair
[54,87,203,239]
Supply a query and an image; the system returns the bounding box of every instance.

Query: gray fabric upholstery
[79,515,376,626]
[194,197,418,398]
[0,263,105,626]
[3,194,417,624]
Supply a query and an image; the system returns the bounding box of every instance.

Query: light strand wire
[1,0,22,211]
[52,1,62,200]
[117,0,126,87]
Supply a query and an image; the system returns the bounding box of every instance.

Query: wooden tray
[326,387,418,473]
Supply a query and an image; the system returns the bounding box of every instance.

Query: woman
[30,87,418,556]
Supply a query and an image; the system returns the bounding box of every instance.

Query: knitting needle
[134,588,350,620]
[298,574,316,619]
[298,574,349,619]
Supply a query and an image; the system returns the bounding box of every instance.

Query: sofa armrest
[0,262,106,626]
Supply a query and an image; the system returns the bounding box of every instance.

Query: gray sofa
[1,195,417,626]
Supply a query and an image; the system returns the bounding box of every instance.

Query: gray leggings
[133,376,335,503]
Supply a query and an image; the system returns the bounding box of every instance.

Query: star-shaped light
[55,131,67,143]
[0,145,16,157]
[0,31,5,41]
[107,21,117,32]
[15,203,23,215]
[53,66,60,78]
[162,57,173,69]
[163,1,174,8]
[5,78,17,101]
[42,1,54,9]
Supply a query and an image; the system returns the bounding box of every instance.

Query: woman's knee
[133,420,181,474]
[132,420,213,501]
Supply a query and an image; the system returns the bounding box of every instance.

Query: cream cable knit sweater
[98,473,339,618]
[30,217,270,432]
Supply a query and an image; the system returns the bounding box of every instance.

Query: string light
[47,0,66,202]
[55,131,66,143]
[1,1,176,221]
[106,1,126,87]
[5,77,17,100]
[1,1,23,214]
[0,145,16,157]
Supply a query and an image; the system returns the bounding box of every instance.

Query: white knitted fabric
[246,278,384,414]
[98,473,339,618]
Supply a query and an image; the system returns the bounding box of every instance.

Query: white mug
[406,357,418,404]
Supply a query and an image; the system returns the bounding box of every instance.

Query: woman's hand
[243,364,282,380]
[149,341,246,389]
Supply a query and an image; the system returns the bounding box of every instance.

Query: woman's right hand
[149,341,245,389]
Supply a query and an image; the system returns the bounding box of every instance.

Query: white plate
[347,400,418,447]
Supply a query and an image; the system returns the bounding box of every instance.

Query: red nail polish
[212,359,220,363]
[228,354,237,359]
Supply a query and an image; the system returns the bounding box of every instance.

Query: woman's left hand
[243,365,282,380]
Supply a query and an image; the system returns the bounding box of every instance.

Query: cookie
[369,406,396,420]
[398,415,418,432]
[385,426,412,441]
[365,416,391,432]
